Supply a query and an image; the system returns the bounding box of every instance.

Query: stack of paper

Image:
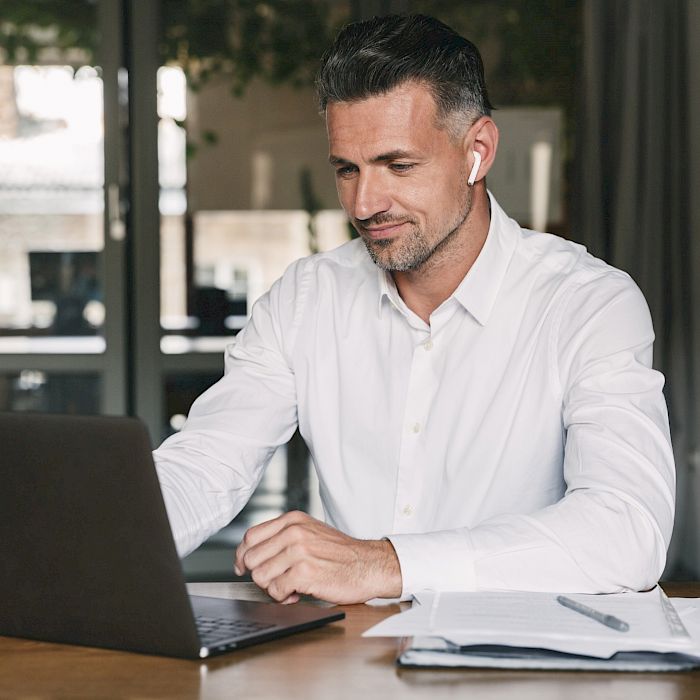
[363,588,700,671]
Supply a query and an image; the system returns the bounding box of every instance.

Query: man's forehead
[325,82,442,154]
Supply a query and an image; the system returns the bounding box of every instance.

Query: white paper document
[363,588,700,662]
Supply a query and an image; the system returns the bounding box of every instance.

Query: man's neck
[392,191,491,324]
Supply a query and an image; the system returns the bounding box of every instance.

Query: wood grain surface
[0,582,698,699]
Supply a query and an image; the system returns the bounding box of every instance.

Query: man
[154,15,675,605]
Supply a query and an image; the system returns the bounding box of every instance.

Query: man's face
[326,82,472,272]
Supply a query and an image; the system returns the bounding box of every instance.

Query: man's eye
[335,165,357,177]
[390,163,414,172]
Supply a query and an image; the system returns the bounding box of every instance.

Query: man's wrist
[368,538,402,599]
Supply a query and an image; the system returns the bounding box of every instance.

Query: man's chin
[365,251,422,273]
[363,238,399,270]
[366,236,435,271]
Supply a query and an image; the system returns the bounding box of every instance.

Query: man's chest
[291,304,567,535]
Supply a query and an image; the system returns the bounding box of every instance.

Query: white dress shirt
[154,194,675,597]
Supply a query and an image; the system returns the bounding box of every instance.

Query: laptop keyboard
[195,615,276,646]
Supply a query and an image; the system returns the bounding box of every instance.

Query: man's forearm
[388,489,670,597]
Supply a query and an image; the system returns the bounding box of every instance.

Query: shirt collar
[452,192,519,326]
[377,267,397,316]
[376,192,519,325]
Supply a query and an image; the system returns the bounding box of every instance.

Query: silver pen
[556,595,630,633]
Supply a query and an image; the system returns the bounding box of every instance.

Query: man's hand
[234,511,402,604]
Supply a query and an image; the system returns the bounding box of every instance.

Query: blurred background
[0,0,697,582]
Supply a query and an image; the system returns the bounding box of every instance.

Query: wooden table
[1,582,699,699]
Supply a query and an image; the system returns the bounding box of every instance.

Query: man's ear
[463,116,499,186]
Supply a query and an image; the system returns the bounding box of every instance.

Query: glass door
[0,0,128,416]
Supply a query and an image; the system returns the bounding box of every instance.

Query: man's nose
[353,170,391,221]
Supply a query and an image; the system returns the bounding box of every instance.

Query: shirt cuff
[387,529,477,598]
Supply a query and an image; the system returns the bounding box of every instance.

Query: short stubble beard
[359,181,473,273]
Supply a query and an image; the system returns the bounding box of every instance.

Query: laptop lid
[0,412,344,659]
[0,412,203,658]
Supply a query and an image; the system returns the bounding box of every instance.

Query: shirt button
[402,504,414,516]
[424,339,434,351]
[412,422,421,434]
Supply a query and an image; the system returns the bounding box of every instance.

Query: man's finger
[234,511,309,574]
[266,567,306,603]
[241,534,285,575]
[248,542,298,590]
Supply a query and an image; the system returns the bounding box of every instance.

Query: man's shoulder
[315,236,371,268]
[510,226,649,340]
[264,238,375,324]
[282,237,373,285]
[515,226,630,289]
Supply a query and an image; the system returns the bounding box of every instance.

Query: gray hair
[316,14,493,134]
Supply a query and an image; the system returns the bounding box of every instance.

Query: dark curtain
[574,0,696,577]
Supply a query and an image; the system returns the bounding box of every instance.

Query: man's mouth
[359,221,409,240]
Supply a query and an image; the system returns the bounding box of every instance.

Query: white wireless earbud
[467,151,482,186]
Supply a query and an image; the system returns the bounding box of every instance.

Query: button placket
[393,334,433,531]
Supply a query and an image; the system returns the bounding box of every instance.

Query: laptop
[0,412,344,659]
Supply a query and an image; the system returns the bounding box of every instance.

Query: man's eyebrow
[371,149,416,163]
[328,150,418,166]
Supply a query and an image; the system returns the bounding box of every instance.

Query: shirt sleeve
[153,260,307,557]
[388,271,676,597]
